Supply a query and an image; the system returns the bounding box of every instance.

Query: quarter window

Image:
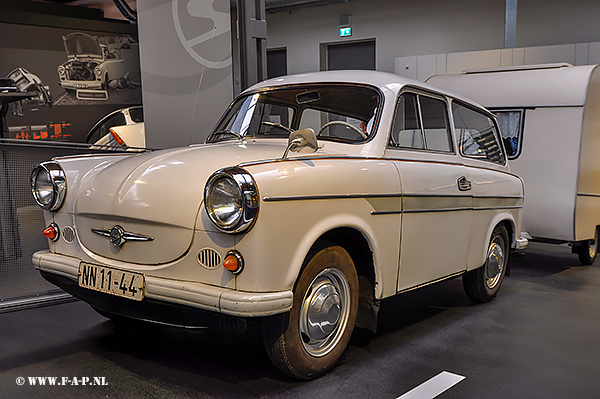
[452,102,505,164]
[389,92,452,152]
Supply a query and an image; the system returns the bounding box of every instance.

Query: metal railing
[0,139,130,311]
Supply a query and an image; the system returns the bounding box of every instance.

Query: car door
[451,100,520,269]
[385,91,472,292]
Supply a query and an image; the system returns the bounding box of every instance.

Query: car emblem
[91,225,153,248]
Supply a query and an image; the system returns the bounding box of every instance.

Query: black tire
[263,245,359,379]
[463,225,509,303]
[577,227,599,265]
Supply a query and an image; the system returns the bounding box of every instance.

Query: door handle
[457,176,472,191]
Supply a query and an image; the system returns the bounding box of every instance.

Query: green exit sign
[340,27,352,37]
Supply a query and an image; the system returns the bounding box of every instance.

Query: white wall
[266,0,600,75]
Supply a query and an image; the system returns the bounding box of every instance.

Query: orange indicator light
[110,128,126,146]
[223,251,244,275]
[43,224,59,241]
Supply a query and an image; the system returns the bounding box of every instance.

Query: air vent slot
[63,226,76,243]
[198,248,222,269]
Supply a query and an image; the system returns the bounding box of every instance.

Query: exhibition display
[31,70,524,379]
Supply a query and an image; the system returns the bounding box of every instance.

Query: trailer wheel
[463,225,509,303]
[263,245,358,379]
[578,227,599,265]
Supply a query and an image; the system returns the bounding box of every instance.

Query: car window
[389,92,452,152]
[208,84,381,143]
[492,109,523,159]
[452,101,505,164]
[129,107,144,123]
[86,113,126,144]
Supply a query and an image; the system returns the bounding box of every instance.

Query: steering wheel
[317,120,368,139]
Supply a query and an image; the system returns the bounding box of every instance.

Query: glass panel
[209,85,381,143]
[420,96,452,152]
[452,102,505,164]
[389,93,423,149]
[129,107,144,123]
[495,110,522,159]
[86,113,126,144]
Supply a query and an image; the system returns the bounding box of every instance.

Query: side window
[389,93,423,149]
[493,109,523,159]
[452,101,505,164]
[420,96,452,152]
[389,92,452,152]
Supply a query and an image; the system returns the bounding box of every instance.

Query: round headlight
[204,167,258,233]
[94,66,102,77]
[31,161,66,211]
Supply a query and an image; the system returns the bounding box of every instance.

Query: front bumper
[59,80,102,90]
[33,250,293,318]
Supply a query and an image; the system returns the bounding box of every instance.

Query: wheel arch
[473,212,516,269]
[300,226,381,333]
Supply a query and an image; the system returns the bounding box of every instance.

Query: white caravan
[428,63,600,264]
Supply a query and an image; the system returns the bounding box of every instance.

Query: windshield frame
[206,82,384,145]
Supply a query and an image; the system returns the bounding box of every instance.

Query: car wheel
[578,227,599,265]
[463,224,509,303]
[263,245,359,379]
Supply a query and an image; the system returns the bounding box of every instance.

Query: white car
[57,32,126,91]
[31,70,525,379]
[85,106,145,150]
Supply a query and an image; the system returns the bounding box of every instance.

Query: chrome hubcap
[485,236,505,289]
[589,232,598,258]
[299,268,350,357]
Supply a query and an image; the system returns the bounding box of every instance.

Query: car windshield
[207,84,381,143]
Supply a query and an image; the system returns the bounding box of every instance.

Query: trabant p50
[31,70,525,379]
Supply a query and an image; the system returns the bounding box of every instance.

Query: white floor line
[396,371,466,399]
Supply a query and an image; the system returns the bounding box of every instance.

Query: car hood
[73,140,314,264]
[63,33,103,59]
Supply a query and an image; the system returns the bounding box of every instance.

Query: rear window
[452,101,505,165]
[129,107,144,123]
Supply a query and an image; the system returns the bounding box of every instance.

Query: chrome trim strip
[404,207,472,214]
[473,206,523,211]
[263,193,403,202]
[371,210,403,215]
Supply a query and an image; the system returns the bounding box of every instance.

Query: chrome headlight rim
[204,167,259,234]
[31,161,66,211]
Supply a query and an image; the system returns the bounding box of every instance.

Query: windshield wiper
[209,130,244,142]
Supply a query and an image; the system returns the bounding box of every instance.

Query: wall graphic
[1,23,141,142]
[138,0,233,148]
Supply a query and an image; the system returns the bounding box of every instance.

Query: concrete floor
[1,242,599,398]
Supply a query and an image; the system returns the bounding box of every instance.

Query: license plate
[78,262,145,301]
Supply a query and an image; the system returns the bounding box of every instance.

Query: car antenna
[189,26,217,145]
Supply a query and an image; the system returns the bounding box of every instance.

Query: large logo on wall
[172,0,232,69]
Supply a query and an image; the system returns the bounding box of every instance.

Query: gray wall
[138,0,233,148]
[266,0,600,75]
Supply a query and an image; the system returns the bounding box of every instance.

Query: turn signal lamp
[43,223,60,242]
[109,128,126,147]
[223,250,244,275]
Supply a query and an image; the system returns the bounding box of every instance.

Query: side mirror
[282,128,318,159]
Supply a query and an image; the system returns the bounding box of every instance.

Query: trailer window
[452,101,505,165]
[493,109,523,159]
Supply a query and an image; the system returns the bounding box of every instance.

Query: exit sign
[340,27,352,37]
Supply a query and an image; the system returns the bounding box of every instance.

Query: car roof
[245,70,491,115]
